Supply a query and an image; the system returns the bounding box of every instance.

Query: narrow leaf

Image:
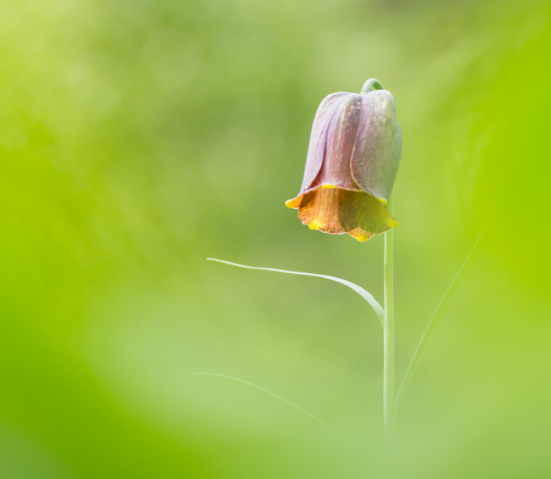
[207,257,384,325]
[395,232,484,408]
[191,372,339,437]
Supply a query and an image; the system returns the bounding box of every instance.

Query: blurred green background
[1,0,550,477]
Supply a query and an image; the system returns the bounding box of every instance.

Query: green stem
[383,204,395,443]
[361,78,384,94]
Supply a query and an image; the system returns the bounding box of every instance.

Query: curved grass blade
[191,372,339,437]
[207,258,384,325]
[395,232,484,409]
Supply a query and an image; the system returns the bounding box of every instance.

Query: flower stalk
[209,79,484,450]
[383,199,396,443]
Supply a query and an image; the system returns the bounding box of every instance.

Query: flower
[286,79,402,242]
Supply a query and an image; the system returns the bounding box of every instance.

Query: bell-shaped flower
[286,79,402,242]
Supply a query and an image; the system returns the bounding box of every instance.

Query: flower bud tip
[348,228,373,242]
[285,197,301,209]
[308,221,322,230]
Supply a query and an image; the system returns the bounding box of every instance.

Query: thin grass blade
[207,258,384,325]
[191,372,339,437]
[395,232,484,408]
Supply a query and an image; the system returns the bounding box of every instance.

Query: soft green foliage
[1,0,551,477]
[192,372,339,436]
[207,258,384,324]
[395,232,483,408]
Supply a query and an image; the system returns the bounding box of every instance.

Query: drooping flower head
[286,79,402,242]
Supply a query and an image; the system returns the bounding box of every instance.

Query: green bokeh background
[1,0,550,477]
